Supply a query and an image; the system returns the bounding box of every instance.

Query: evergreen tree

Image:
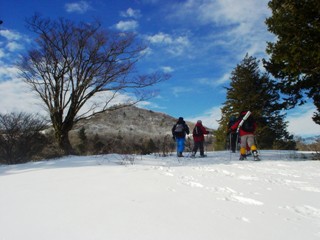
[264,0,320,124]
[215,55,295,150]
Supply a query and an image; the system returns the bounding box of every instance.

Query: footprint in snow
[236,216,250,223]
[180,176,204,188]
[282,205,320,219]
[297,186,320,193]
[186,181,204,188]
[238,175,259,181]
[227,195,264,206]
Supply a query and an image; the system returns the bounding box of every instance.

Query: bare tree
[0,112,48,164]
[18,15,169,154]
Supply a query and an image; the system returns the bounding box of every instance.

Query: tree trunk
[58,132,74,155]
[54,123,74,155]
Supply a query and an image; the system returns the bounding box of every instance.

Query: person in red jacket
[230,111,259,160]
[191,120,209,157]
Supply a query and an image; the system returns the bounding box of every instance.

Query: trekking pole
[184,134,191,158]
[204,134,209,155]
[235,132,239,153]
[229,134,232,161]
[254,135,260,154]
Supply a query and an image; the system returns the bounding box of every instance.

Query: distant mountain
[301,135,320,144]
[70,105,200,139]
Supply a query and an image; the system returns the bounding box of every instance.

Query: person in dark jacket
[191,120,209,157]
[230,111,259,160]
[172,117,190,157]
[227,115,237,153]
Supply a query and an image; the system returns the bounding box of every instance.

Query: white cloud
[0,65,20,81]
[146,32,173,44]
[173,0,270,32]
[0,49,5,59]
[0,29,27,53]
[0,29,22,41]
[6,42,24,51]
[115,20,138,31]
[196,73,230,88]
[218,73,231,85]
[167,0,273,60]
[140,47,153,57]
[204,0,268,27]
[0,78,46,115]
[187,106,222,130]
[161,66,174,73]
[137,101,165,110]
[120,8,141,19]
[171,86,193,97]
[213,73,230,86]
[65,1,90,14]
[146,32,190,56]
[286,105,320,137]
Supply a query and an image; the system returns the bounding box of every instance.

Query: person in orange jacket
[191,120,209,157]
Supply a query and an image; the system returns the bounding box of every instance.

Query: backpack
[193,126,203,137]
[175,123,184,133]
[241,116,255,132]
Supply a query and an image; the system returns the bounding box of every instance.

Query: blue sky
[0,0,319,137]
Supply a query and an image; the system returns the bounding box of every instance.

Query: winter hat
[178,117,184,121]
[197,120,202,124]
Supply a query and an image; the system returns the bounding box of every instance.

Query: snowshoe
[253,155,261,161]
[252,151,260,161]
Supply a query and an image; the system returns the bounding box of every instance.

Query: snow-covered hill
[71,105,197,138]
[1,150,320,240]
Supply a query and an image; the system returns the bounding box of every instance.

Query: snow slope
[1,150,320,240]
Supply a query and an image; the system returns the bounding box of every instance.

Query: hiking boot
[177,152,183,157]
[190,153,196,158]
[239,154,246,160]
[200,154,207,158]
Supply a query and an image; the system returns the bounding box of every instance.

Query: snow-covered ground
[1,150,320,240]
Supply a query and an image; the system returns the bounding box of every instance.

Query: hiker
[227,115,237,153]
[230,111,259,160]
[172,117,190,157]
[191,120,209,158]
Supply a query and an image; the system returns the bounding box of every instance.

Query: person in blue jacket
[172,117,190,157]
